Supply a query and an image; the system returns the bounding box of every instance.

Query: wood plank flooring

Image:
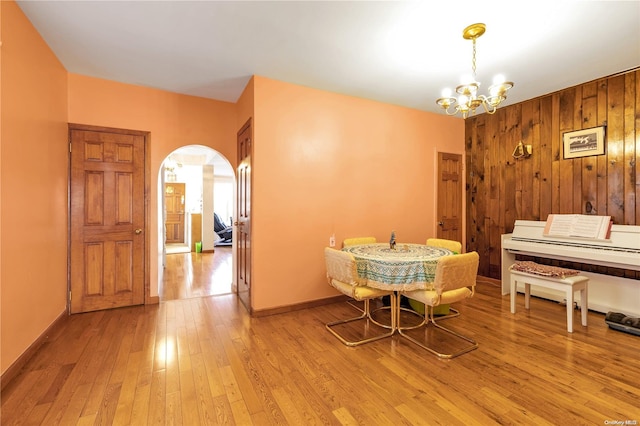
[2,272,640,424]
[161,247,232,301]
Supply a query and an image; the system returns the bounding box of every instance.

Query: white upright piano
[502,220,640,317]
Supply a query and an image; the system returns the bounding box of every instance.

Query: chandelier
[436,23,513,118]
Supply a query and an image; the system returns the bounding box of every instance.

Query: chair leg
[432,307,461,321]
[326,295,396,346]
[348,296,387,315]
[347,299,365,313]
[398,306,478,358]
[394,293,427,331]
[370,294,410,330]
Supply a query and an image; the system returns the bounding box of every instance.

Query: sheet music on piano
[543,214,612,240]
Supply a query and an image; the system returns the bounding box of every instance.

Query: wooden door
[164,183,185,243]
[69,125,146,314]
[236,119,252,312]
[437,152,462,246]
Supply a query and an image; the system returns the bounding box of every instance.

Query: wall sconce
[512,141,532,159]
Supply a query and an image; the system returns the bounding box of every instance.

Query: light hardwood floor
[2,268,639,424]
[161,247,233,301]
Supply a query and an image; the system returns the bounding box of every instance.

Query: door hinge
[69,142,72,153]
[69,290,72,301]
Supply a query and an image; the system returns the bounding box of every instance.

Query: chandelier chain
[472,38,477,79]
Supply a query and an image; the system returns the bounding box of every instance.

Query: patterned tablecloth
[342,243,453,291]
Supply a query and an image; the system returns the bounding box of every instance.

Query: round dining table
[342,243,453,291]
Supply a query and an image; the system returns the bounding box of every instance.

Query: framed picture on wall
[563,126,606,159]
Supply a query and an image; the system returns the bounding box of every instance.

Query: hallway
[161,247,233,301]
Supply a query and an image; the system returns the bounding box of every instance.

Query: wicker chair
[324,247,395,346]
[399,251,480,358]
[426,238,462,254]
[412,238,464,319]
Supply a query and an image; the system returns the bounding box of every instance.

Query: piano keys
[502,220,640,317]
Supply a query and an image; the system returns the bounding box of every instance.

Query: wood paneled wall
[465,69,639,279]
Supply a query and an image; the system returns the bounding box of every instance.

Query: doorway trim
[435,151,464,247]
[157,145,236,300]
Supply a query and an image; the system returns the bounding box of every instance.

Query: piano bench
[509,270,589,333]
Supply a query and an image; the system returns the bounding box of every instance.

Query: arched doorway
[158,145,235,300]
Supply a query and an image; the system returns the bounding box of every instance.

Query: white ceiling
[17,1,640,116]
[167,145,234,176]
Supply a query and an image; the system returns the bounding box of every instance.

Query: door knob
[438,221,444,226]
[234,222,244,227]
[135,228,143,234]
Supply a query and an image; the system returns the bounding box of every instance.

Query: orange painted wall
[251,76,464,310]
[1,1,69,373]
[67,74,239,299]
[1,0,463,374]
[236,76,255,129]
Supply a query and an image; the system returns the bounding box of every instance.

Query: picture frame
[562,126,606,159]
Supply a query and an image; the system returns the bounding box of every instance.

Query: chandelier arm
[444,106,459,116]
[477,96,497,115]
[482,101,498,115]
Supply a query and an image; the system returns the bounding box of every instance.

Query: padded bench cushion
[509,261,580,278]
